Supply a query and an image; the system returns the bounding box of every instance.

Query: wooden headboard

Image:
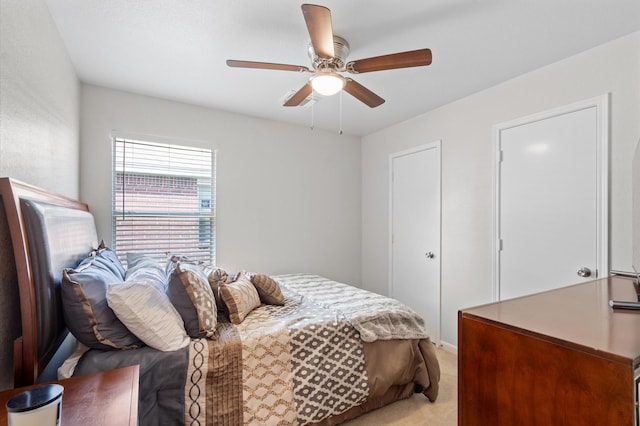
[0,178,99,386]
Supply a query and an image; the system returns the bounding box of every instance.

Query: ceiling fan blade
[346,48,432,74]
[301,4,335,59]
[226,60,310,72]
[284,83,313,107]
[343,78,385,108]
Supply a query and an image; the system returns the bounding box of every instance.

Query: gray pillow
[62,249,143,350]
[95,241,126,277]
[125,252,167,290]
[167,262,217,338]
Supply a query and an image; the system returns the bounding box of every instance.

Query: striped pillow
[250,274,285,305]
[220,274,261,324]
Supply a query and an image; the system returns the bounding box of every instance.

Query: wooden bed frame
[0,177,96,387]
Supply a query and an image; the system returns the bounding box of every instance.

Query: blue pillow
[61,247,143,350]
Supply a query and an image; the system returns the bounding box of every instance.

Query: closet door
[390,142,441,343]
[495,96,608,300]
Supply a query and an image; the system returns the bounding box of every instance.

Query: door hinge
[499,239,503,251]
[499,150,504,163]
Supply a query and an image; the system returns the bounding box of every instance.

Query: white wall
[361,32,640,348]
[0,0,80,391]
[0,0,80,196]
[80,85,362,285]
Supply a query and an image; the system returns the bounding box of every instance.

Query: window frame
[111,133,216,265]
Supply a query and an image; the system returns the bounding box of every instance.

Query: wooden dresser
[459,276,640,425]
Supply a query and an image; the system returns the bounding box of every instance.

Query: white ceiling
[44,0,640,137]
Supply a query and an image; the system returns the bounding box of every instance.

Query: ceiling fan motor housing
[308,35,350,70]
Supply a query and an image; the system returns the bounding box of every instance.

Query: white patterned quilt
[275,274,430,342]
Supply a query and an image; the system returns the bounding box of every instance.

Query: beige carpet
[343,347,457,425]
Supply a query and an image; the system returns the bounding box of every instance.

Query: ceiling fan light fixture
[310,71,345,96]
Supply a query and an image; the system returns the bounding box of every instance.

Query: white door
[390,142,441,343]
[495,96,608,300]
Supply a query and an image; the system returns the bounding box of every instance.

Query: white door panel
[496,97,608,300]
[390,142,441,342]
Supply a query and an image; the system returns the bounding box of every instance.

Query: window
[112,136,215,265]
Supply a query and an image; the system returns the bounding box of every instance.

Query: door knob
[577,267,592,278]
[425,252,435,259]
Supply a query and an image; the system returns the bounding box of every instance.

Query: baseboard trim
[439,340,458,354]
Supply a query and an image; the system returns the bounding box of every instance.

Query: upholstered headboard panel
[0,178,98,386]
[20,199,99,378]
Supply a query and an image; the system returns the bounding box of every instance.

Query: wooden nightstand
[1,365,139,426]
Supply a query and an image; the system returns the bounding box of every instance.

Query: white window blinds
[112,136,215,265]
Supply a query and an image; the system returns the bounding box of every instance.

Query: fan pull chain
[338,91,343,135]
[310,91,315,131]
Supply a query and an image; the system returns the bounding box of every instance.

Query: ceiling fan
[226,3,432,108]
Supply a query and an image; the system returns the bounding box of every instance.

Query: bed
[0,177,440,425]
